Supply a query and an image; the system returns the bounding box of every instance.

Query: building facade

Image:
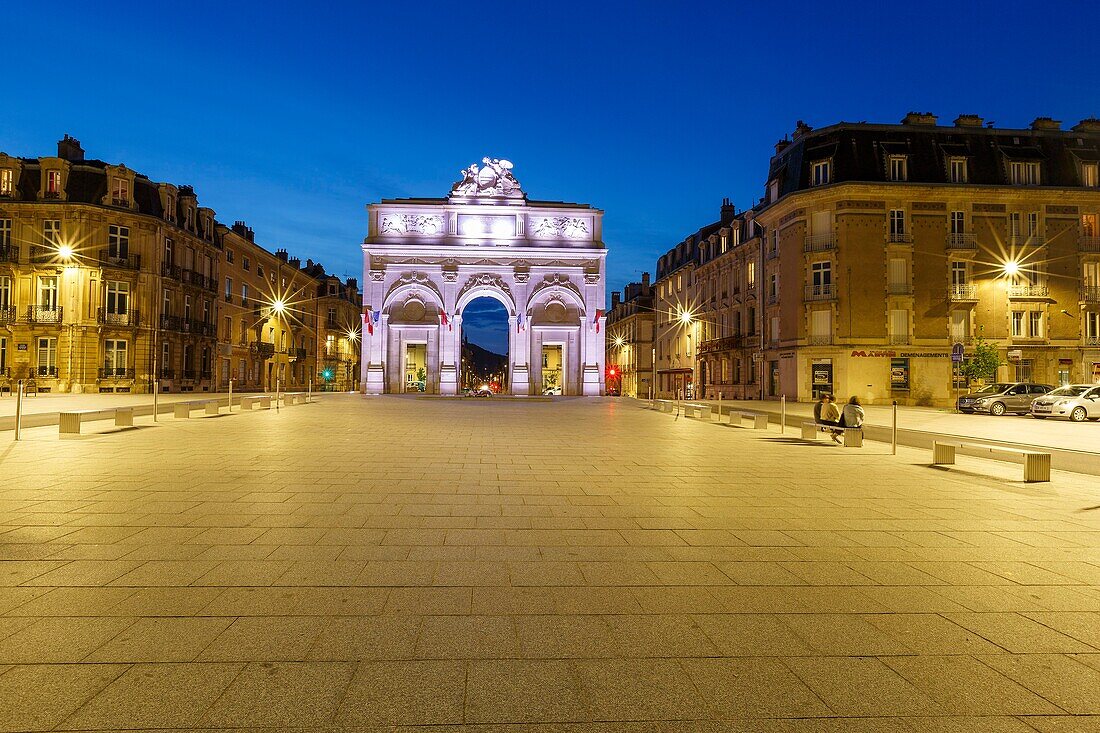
[0,136,358,394]
[753,114,1100,405]
[605,272,655,398]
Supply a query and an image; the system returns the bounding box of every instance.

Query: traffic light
[321,368,334,382]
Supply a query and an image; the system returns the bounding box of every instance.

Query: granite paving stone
[0,394,1097,730]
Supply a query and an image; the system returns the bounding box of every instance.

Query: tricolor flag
[366,309,380,335]
[516,312,526,332]
[440,311,452,331]
[593,309,604,333]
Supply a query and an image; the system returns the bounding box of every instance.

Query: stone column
[510,315,529,395]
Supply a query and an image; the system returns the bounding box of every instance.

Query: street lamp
[1003,260,1021,277]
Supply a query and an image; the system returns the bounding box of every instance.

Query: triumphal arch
[361,158,607,396]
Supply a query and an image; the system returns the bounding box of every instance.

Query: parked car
[1030,384,1100,422]
[543,386,562,396]
[956,382,1053,415]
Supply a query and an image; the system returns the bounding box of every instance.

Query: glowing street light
[1003,260,1021,277]
[271,298,286,315]
[613,335,625,348]
[679,309,694,325]
[56,244,74,260]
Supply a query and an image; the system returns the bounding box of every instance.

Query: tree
[958,333,1002,385]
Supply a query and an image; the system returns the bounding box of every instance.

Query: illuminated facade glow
[361,159,607,395]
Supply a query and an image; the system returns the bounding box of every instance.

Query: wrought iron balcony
[98,308,139,327]
[803,233,835,252]
[162,262,182,280]
[887,282,913,295]
[250,341,275,359]
[1082,236,1100,253]
[27,306,63,323]
[98,249,141,270]
[98,367,135,379]
[29,245,60,264]
[803,283,836,302]
[765,247,779,260]
[160,314,181,331]
[947,233,977,249]
[887,232,913,244]
[1008,283,1049,298]
[949,284,978,301]
[1082,285,1100,303]
[0,306,15,324]
[766,293,778,305]
[42,190,60,200]
[0,245,18,263]
[888,333,910,345]
[698,336,744,354]
[182,369,198,380]
[1086,336,1100,346]
[289,347,308,361]
[159,368,175,379]
[807,334,833,345]
[110,197,130,208]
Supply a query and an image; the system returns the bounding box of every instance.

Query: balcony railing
[1009,233,1045,247]
[1008,283,1049,298]
[43,190,60,200]
[0,306,15,323]
[888,333,910,345]
[162,263,182,280]
[887,282,913,295]
[160,314,181,331]
[1086,336,1100,346]
[98,367,135,379]
[98,249,141,270]
[27,306,63,323]
[949,334,973,345]
[289,347,308,361]
[803,233,835,252]
[0,245,18,263]
[807,334,833,345]
[698,336,744,355]
[1082,286,1100,303]
[804,283,836,301]
[1082,236,1100,253]
[766,293,778,305]
[949,284,978,301]
[110,197,130,208]
[947,233,976,249]
[765,247,779,260]
[887,232,913,244]
[250,341,275,359]
[29,245,59,264]
[182,369,198,381]
[98,308,139,327]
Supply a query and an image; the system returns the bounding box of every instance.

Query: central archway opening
[461,296,509,393]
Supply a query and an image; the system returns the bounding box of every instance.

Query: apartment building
[751,113,1100,405]
[0,136,359,394]
[605,272,655,398]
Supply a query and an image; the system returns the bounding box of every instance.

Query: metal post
[153,369,159,423]
[717,393,722,423]
[892,400,898,455]
[308,379,312,404]
[14,380,23,441]
[781,394,786,435]
[275,377,280,413]
[228,379,233,413]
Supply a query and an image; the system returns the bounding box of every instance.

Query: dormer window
[164,194,176,222]
[948,157,968,183]
[1082,162,1099,188]
[184,207,194,230]
[111,177,129,206]
[887,156,908,182]
[45,170,61,196]
[0,169,11,196]
[768,179,779,202]
[1009,160,1041,185]
[202,217,212,240]
[810,160,831,186]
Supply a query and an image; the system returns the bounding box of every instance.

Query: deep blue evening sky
[4,1,1100,352]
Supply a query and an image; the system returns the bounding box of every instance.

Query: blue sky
[4,1,1099,353]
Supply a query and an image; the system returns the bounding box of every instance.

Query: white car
[1030,384,1100,422]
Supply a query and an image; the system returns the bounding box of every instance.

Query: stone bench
[682,403,712,419]
[240,395,272,411]
[932,441,1051,483]
[174,400,220,418]
[282,393,308,406]
[726,410,769,429]
[801,421,864,448]
[59,407,134,435]
[651,399,675,413]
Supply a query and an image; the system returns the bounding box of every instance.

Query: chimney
[641,271,650,290]
[774,138,791,155]
[953,114,984,128]
[1030,117,1062,131]
[231,221,254,242]
[56,134,84,161]
[902,112,938,126]
[288,257,301,269]
[347,278,358,291]
[275,248,289,262]
[792,120,813,140]
[611,292,621,309]
[720,196,735,219]
[1072,118,1100,132]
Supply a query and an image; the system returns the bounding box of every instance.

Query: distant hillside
[462,340,507,383]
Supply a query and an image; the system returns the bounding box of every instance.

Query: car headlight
[1056,399,1071,406]
[974,398,988,405]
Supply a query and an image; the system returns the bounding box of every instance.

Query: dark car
[956,382,1053,415]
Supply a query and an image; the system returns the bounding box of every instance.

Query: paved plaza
[1,396,1099,731]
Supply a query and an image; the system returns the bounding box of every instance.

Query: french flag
[593,309,603,333]
[516,312,526,332]
[440,311,452,331]
[366,309,380,335]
